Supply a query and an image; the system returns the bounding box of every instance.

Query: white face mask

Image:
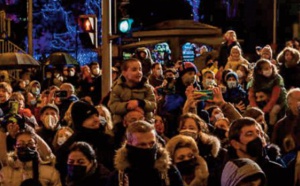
[227,81,237,89]
[179,129,198,140]
[236,70,244,78]
[205,79,215,86]
[57,136,67,146]
[43,115,58,130]
[214,113,224,121]
[262,69,272,77]
[69,70,75,77]
[92,68,100,75]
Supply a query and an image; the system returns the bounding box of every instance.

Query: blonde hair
[95,104,114,135]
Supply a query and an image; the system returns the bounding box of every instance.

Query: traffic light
[78,15,98,48]
[118,18,134,34]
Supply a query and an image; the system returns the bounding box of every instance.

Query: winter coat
[166,135,209,186]
[55,130,115,185]
[107,144,184,186]
[223,85,248,107]
[197,133,227,186]
[224,56,249,72]
[108,76,156,124]
[0,152,61,186]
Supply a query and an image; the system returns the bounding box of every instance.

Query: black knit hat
[71,101,99,130]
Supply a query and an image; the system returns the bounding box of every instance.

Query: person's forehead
[132,131,155,141]
[175,147,193,156]
[126,111,144,118]
[289,91,300,101]
[17,134,33,142]
[43,108,58,114]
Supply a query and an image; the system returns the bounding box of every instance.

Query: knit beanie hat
[225,71,238,81]
[261,45,273,59]
[178,62,198,76]
[221,158,265,186]
[71,101,99,131]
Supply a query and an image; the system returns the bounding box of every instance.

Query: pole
[272,0,277,45]
[28,0,33,55]
[102,0,112,99]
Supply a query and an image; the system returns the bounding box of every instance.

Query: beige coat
[0,152,61,186]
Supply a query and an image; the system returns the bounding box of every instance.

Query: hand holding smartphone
[193,90,213,101]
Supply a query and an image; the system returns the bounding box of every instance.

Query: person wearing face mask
[149,62,164,88]
[0,113,56,167]
[236,63,251,91]
[65,141,110,186]
[63,65,79,88]
[36,104,61,151]
[0,130,61,186]
[177,112,227,185]
[228,117,286,186]
[248,59,287,126]
[55,101,115,185]
[201,70,217,90]
[52,126,73,153]
[166,135,209,186]
[89,62,102,105]
[107,120,184,186]
[222,71,248,113]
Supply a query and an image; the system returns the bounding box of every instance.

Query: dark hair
[228,117,257,141]
[20,179,42,186]
[69,141,97,163]
[243,107,264,118]
[151,62,161,70]
[15,130,37,144]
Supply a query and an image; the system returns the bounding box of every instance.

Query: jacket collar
[114,144,171,173]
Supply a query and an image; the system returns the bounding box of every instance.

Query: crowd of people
[0,29,300,186]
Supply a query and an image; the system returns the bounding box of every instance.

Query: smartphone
[193,90,213,101]
[55,90,68,98]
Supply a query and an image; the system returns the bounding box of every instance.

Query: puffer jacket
[0,152,61,186]
[108,76,156,124]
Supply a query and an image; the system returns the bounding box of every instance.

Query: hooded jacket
[221,158,265,186]
[107,144,183,186]
[166,135,209,186]
[0,152,61,186]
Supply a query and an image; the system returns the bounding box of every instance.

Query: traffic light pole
[101,0,112,99]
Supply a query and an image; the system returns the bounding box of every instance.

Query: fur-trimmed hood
[199,132,221,158]
[114,144,171,173]
[186,156,209,186]
[165,135,209,186]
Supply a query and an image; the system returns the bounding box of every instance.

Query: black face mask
[126,144,158,169]
[207,63,213,68]
[17,147,38,162]
[246,137,264,158]
[256,101,267,109]
[67,164,87,181]
[214,128,227,140]
[166,77,174,83]
[176,158,198,176]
